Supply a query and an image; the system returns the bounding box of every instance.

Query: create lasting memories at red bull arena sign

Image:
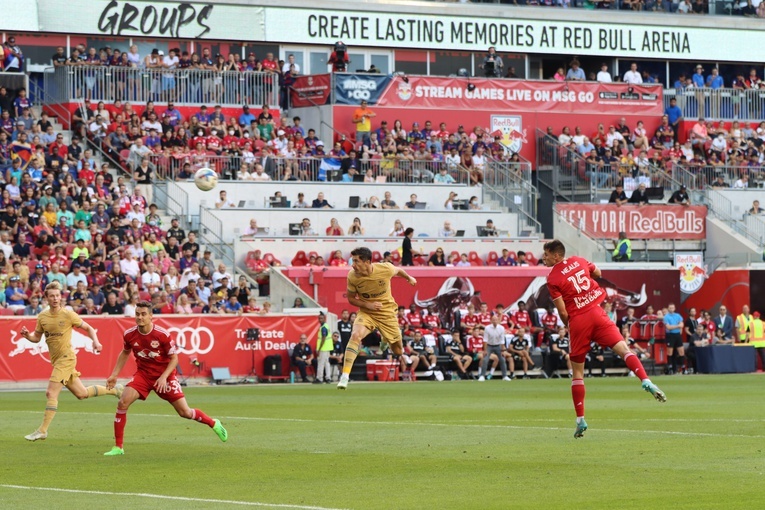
[301,73,663,161]
[1,315,319,382]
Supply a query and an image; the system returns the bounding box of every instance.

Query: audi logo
[167,327,215,355]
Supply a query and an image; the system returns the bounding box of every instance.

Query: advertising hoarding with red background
[0,315,318,382]
[331,76,663,161]
[286,266,680,324]
[556,204,707,240]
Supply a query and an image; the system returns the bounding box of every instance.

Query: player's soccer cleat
[24,430,47,441]
[337,373,349,390]
[478,375,485,381]
[212,419,228,442]
[115,384,124,399]
[642,380,667,402]
[574,419,588,439]
[502,376,512,381]
[103,446,125,456]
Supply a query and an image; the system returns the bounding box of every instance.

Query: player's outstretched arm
[20,325,43,344]
[77,321,103,353]
[395,267,417,286]
[106,349,131,389]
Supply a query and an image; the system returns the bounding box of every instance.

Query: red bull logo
[8,329,96,360]
[676,253,707,294]
[490,115,527,155]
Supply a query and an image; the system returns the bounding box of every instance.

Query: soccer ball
[194,168,218,191]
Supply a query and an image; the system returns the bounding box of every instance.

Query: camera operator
[481,47,504,78]
[328,41,349,73]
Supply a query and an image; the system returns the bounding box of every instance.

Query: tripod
[241,328,260,383]
[178,359,205,386]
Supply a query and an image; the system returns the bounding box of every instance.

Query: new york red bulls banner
[291,73,333,108]
[0,315,319,382]
[556,203,707,240]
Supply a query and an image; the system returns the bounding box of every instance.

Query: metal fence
[42,66,279,107]
[483,160,540,235]
[535,129,684,202]
[663,88,765,122]
[670,163,765,190]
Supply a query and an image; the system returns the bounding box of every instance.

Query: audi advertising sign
[0,315,319,382]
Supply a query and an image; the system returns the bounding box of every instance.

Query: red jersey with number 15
[123,325,177,380]
[546,256,605,318]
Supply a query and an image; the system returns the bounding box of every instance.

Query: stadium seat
[0,309,15,316]
[371,251,383,263]
[65,244,75,259]
[139,291,151,301]
[291,251,309,267]
[263,253,281,266]
[307,251,320,260]
[192,306,203,313]
[485,251,499,265]
[14,309,25,315]
[468,251,483,266]
[525,252,538,265]
[389,250,401,266]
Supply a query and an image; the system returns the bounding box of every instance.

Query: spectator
[444,331,473,379]
[380,191,399,209]
[351,100,376,145]
[347,217,365,236]
[608,183,628,206]
[326,217,344,236]
[212,263,232,289]
[101,292,124,315]
[612,232,632,262]
[224,294,242,315]
[668,185,691,206]
[438,221,456,237]
[215,190,236,209]
[596,63,612,83]
[293,192,309,208]
[299,217,316,236]
[713,305,734,340]
[623,63,643,84]
[291,334,316,383]
[551,328,573,376]
[482,219,498,237]
[565,59,585,81]
[311,192,332,209]
[749,201,764,215]
[628,183,650,206]
[686,323,710,374]
[401,227,415,266]
[481,46,504,78]
[507,327,536,378]
[497,249,516,266]
[5,276,26,311]
[428,248,447,266]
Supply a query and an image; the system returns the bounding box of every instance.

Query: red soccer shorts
[127,371,185,403]
[568,305,622,363]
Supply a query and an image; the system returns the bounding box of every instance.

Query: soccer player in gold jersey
[338,247,416,389]
[21,281,123,441]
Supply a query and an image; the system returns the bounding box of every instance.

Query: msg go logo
[167,327,215,355]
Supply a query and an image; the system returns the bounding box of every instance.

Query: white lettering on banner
[167,327,214,355]
[628,210,704,235]
[574,288,604,309]
[235,340,297,351]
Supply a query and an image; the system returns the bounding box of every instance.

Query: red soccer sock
[571,378,586,418]
[191,408,215,427]
[623,352,649,381]
[114,409,127,448]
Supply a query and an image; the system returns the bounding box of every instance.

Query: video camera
[334,42,347,61]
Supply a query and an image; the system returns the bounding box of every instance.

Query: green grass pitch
[0,375,763,510]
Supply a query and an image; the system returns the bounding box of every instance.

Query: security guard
[735,305,753,343]
[748,311,765,370]
[612,231,632,262]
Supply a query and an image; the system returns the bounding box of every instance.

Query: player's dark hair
[351,247,372,261]
[136,300,153,311]
[404,227,414,236]
[543,239,566,257]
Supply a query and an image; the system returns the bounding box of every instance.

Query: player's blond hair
[44,281,63,296]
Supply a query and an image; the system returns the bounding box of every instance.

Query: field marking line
[2,410,763,439]
[0,484,349,510]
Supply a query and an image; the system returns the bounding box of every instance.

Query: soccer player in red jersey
[543,240,666,438]
[103,301,227,455]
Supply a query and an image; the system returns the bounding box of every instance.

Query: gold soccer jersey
[36,308,82,365]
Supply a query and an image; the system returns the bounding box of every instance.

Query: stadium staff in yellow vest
[315,312,333,384]
[612,232,631,262]
[735,305,753,343]
[748,311,765,370]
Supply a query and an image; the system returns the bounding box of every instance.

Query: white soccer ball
[194,167,218,191]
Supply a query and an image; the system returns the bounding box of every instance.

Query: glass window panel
[394,50,427,75]
[431,51,471,77]
[370,54,389,75]
[348,53,366,72]
[309,51,329,75]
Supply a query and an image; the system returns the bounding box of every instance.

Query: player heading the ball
[338,247,417,390]
[543,239,666,439]
[22,280,123,442]
[103,301,227,456]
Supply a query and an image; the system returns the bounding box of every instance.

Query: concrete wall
[208,207,520,239]
[553,210,609,262]
[170,181,486,217]
[706,216,761,268]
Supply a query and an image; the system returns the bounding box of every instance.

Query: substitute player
[338,247,416,389]
[543,240,666,438]
[21,281,123,442]
[103,301,227,455]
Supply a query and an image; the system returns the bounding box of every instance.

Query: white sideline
[0,484,349,510]
[2,410,764,439]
